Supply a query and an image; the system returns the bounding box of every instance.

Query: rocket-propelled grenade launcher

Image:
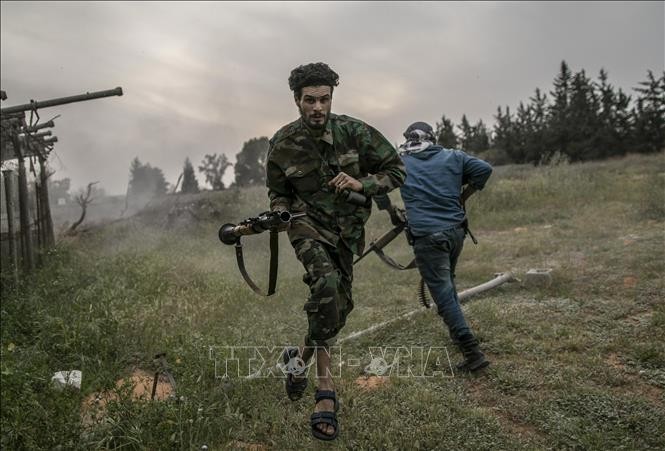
[218,189,367,245]
[219,190,368,296]
[218,210,306,297]
[218,210,306,245]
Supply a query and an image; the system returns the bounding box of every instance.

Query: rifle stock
[354,222,406,265]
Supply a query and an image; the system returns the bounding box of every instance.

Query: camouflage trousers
[292,238,354,347]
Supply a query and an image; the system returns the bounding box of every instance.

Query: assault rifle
[354,194,415,269]
[355,194,433,308]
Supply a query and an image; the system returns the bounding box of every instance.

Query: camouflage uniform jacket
[266,113,406,256]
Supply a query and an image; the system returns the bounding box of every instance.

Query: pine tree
[435,114,458,148]
[181,157,200,193]
[469,119,491,153]
[458,115,473,150]
[128,157,144,196]
[567,69,602,161]
[525,88,550,164]
[614,89,633,154]
[547,60,573,158]
[632,70,665,153]
[512,101,532,164]
[150,167,168,196]
[492,106,515,159]
[595,69,632,158]
[128,157,168,199]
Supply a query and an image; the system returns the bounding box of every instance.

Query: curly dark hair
[288,62,340,99]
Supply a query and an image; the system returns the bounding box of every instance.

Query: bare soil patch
[81,369,174,425]
[354,375,390,390]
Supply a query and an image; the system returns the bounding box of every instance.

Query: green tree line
[439,61,664,165]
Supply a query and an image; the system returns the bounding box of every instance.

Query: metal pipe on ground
[338,272,517,344]
[244,272,517,380]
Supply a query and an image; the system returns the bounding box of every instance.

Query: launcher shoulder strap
[234,230,279,296]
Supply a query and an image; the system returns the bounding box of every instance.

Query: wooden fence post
[11,134,35,272]
[35,179,43,254]
[2,169,19,285]
[38,155,55,247]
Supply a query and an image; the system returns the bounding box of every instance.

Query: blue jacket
[399,146,492,237]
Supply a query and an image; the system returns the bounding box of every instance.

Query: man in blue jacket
[398,121,493,372]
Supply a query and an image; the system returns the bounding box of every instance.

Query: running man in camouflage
[266,62,405,441]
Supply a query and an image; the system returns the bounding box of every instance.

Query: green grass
[2,152,664,450]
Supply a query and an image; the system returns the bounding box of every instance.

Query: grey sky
[1,1,663,195]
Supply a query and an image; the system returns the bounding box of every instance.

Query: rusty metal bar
[1,87,123,115]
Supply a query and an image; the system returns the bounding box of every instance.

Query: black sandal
[282,346,308,401]
[310,389,339,441]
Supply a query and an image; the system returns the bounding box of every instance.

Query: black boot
[456,334,490,373]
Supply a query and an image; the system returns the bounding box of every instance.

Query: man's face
[296,85,332,129]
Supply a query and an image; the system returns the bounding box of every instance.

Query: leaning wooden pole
[11,134,35,272]
[34,179,43,254]
[2,170,19,285]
